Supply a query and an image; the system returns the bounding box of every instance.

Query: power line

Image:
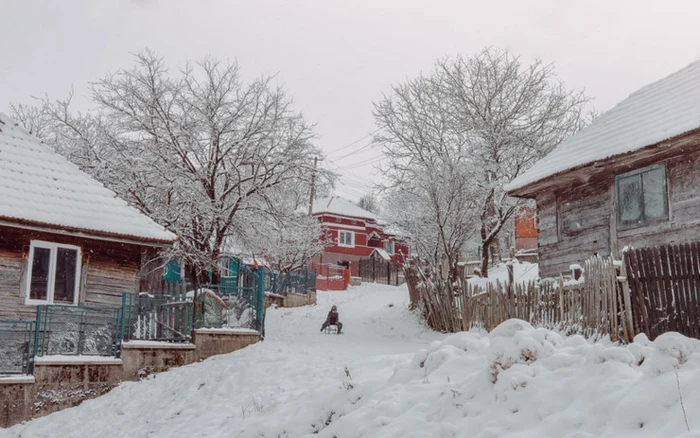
[324,128,381,154]
[342,156,385,170]
[329,140,381,161]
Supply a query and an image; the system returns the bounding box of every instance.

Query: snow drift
[5,285,700,438]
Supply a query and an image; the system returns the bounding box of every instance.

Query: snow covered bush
[487,319,561,383]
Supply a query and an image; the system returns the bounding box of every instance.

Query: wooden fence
[359,258,404,286]
[408,255,634,341]
[624,242,700,340]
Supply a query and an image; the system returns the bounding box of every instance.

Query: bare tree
[375,71,479,285]
[375,48,589,278]
[12,50,326,284]
[357,192,380,215]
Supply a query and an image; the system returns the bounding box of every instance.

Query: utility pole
[308,156,318,215]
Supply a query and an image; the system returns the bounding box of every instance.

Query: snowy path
[3,284,441,438]
[6,283,700,437]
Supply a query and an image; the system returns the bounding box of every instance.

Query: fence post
[256,267,265,338]
[120,293,128,345]
[33,306,42,362]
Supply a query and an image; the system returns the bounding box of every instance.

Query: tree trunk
[480,221,490,278]
[480,241,490,278]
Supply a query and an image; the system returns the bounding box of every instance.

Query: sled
[324,325,342,334]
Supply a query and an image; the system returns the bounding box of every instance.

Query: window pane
[618,175,642,224]
[54,248,78,303]
[643,167,667,220]
[30,247,51,301]
[384,241,394,254]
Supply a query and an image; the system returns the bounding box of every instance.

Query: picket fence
[624,242,700,340]
[407,255,635,341]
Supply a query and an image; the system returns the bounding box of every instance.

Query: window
[338,230,355,247]
[383,240,395,255]
[26,241,81,305]
[615,163,668,228]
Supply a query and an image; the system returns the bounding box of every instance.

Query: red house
[514,207,538,252]
[311,197,408,278]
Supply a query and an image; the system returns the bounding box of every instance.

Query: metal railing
[0,320,35,375]
[35,305,123,357]
[194,264,264,332]
[122,293,192,343]
[264,268,316,296]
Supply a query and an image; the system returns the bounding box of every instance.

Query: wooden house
[507,60,700,277]
[310,197,408,277]
[0,114,177,320]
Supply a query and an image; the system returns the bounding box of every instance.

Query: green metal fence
[122,293,192,343]
[264,268,316,296]
[194,263,264,333]
[35,305,123,357]
[0,320,35,375]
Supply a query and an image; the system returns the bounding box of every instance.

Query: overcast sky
[2,0,699,201]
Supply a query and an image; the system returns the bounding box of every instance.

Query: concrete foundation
[265,291,317,309]
[283,291,316,308]
[192,329,260,361]
[0,376,34,429]
[0,332,260,429]
[265,293,285,308]
[32,358,123,419]
[121,342,196,380]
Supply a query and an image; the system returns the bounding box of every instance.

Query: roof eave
[507,127,700,199]
[0,217,177,247]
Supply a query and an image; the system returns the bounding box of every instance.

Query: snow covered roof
[371,248,391,261]
[507,60,700,195]
[311,196,377,220]
[0,113,177,244]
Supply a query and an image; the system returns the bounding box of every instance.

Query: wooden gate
[624,242,700,340]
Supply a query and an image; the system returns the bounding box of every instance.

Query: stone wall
[32,358,124,419]
[0,332,260,429]
[265,291,317,309]
[265,293,285,308]
[193,329,260,361]
[283,291,317,308]
[121,342,196,380]
[0,377,34,428]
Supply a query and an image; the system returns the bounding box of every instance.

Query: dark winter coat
[326,310,339,325]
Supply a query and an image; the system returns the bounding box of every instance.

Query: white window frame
[25,240,81,306]
[337,230,355,248]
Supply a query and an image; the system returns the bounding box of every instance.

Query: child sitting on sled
[320,305,343,334]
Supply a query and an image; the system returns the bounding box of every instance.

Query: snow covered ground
[468,260,540,289]
[4,283,700,437]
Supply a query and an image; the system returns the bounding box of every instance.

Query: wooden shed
[0,113,177,320]
[507,61,700,277]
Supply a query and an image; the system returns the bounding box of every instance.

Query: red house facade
[311,197,408,277]
[514,207,538,252]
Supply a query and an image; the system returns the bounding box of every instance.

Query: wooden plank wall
[536,179,611,277]
[536,145,700,278]
[0,226,145,320]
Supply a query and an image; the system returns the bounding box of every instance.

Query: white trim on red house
[337,230,355,248]
[321,223,367,231]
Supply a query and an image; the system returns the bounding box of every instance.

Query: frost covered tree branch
[374,48,589,279]
[12,50,334,284]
